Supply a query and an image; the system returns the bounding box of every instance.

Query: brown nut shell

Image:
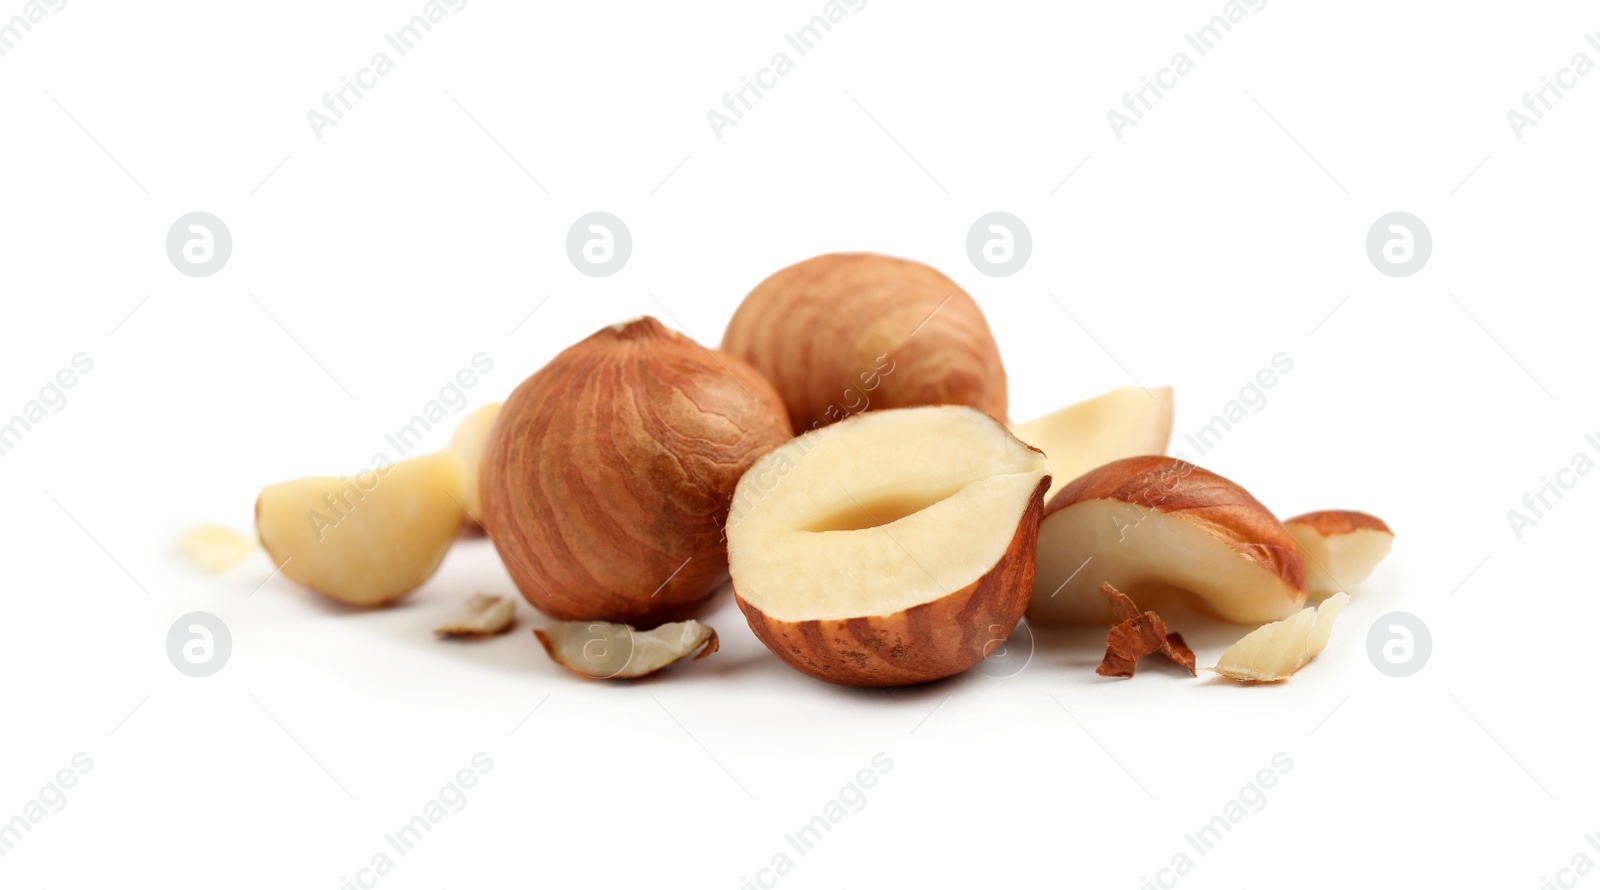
[481,317,793,625]
[721,253,1008,431]
[736,475,1047,687]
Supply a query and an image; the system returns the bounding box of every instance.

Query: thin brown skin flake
[1095,584,1196,678]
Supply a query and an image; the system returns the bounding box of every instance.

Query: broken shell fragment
[1208,592,1349,682]
[534,619,719,679]
[1284,510,1394,598]
[435,593,516,637]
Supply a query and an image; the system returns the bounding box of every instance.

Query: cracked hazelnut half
[1284,510,1394,598]
[1029,456,1305,625]
[728,406,1050,686]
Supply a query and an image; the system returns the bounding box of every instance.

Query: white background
[2,1,1596,886]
